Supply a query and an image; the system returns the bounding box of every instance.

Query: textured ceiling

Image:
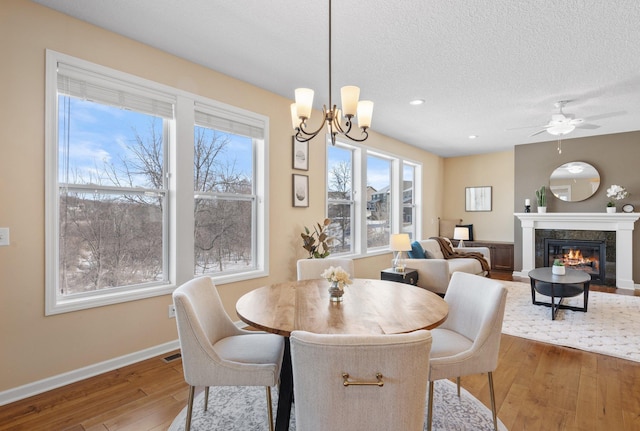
[33,0,640,157]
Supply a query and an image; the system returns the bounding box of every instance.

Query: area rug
[501,281,640,362]
[168,379,507,431]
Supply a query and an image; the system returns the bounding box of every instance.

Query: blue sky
[58,97,253,188]
[327,145,390,191]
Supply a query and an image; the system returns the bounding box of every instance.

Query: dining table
[236,278,449,431]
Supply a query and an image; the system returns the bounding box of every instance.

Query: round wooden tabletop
[236,278,449,337]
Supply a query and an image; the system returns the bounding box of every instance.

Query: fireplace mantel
[515,212,640,289]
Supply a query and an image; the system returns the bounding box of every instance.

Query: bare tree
[61,117,252,292]
[328,161,352,251]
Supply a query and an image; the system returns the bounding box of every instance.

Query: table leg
[583,281,590,312]
[550,283,556,320]
[275,337,293,431]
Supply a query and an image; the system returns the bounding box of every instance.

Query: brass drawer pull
[342,372,384,387]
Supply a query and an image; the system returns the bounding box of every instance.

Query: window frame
[45,50,268,315]
[326,138,422,258]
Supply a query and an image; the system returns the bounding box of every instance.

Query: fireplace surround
[515,213,640,290]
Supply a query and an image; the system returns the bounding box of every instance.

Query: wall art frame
[465,186,492,212]
[292,136,309,171]
[292,174,309,207]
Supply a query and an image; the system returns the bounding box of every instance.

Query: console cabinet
[460,241,514,272]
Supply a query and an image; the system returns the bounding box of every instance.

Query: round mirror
[549,161,600,202]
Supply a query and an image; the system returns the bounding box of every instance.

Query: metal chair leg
[488,371,498,431]
[204,386,210,412]
[427,381,434,431]
[266,386,274,431]
[185,385,195,431]
[456,376,461,397]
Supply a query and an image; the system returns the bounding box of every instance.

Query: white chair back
[436,272,507,375]
[290,330,432,431]
[296,258,355,281]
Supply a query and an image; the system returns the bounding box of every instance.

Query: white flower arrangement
[320,266,353,290]
[606,184,628,207]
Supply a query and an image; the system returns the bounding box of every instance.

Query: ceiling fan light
[547,124,575,136]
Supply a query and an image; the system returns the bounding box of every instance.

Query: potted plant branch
[301,218,332,258]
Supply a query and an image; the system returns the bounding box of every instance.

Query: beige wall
[0,0,442,393]
[442,151,515,242]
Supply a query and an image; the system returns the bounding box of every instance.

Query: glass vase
[328,281,344,302]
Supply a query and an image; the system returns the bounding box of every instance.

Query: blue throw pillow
[407,241,427,259]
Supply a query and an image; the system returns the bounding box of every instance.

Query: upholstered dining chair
[426,272,507,431]
[173,276,285,431]
[296,258,355,281]
[290,330,432,431]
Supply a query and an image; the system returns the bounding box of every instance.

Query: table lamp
[390,233,412,272]
[453,227,469,248]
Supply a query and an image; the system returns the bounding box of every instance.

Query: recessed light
[409,99,425,106]
[468,135,478,139]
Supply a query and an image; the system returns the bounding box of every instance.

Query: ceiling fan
[528,100,600,137]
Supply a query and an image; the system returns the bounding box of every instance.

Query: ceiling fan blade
[583,111,627,122]
[506,124,545,131]
[576,123,600,130]
[529,129,548,137]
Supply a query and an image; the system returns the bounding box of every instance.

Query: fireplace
[515,212,640,290]
[544,238,606,282]
[536,229,614,286]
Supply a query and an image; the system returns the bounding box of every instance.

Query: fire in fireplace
[544,239,606,282]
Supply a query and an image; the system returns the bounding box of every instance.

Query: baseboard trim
[0,339,180,406]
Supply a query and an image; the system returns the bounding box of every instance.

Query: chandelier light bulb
[357,101,374,129]
[294,88,314,120]
[340,86,360,117]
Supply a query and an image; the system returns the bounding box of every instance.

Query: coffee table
[528,267,591,320]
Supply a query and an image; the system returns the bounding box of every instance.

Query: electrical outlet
[168,304,176,318]
[0,228,9,246]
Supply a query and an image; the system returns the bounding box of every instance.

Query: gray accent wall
[514,131,640,283]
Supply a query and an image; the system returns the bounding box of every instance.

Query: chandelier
[290,0,373,145]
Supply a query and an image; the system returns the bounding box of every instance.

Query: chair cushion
[214,333,284,365]
[447,258,483,274]
[420,240,444,259]
[429,328,473,358]
[408,241,427,259]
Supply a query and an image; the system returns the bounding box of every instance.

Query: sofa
[404,238,491,295]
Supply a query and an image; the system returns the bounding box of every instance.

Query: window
[46,51,268,314]
[193,105,264,275]
[327,144,354,254]
[326,139,421,257]
[402,163,417,240]
[366,154,392,250]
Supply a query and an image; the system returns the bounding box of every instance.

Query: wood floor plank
[1,280,639,431]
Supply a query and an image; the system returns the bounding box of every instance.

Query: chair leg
[185,385,195,431]
[456,376,461,397]
[266,386,274,431]
[488,371,498,431]
[427,381,434,431]
[204,386,209,412]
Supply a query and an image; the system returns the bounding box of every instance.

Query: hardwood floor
[1,275,638,430]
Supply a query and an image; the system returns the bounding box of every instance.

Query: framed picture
[465,186,492,212]
[292,137,309,170]
[292,174,309,207]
